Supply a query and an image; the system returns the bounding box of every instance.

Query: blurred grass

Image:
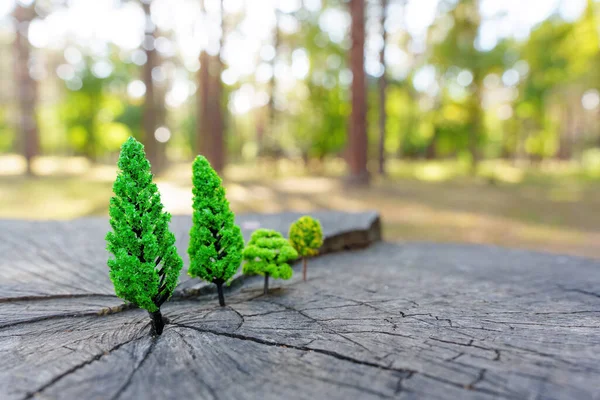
[1,155,599,259]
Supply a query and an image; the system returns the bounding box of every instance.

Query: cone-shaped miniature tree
[242,229,298,295]
[106,137,183,335]
[289,216,324,281]
[188,155,244,307]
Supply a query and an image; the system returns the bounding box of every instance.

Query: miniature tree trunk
[149,310,165,335]
[303,258,307,281]
[216,281,226,307]
[264,273,269,295]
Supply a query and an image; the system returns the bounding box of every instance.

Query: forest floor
[1,155,599,259]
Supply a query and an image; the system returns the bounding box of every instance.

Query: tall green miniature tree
[188,155,244,307]
[242,229,298,295]
[289,216,324,281]
[105,137,183,335]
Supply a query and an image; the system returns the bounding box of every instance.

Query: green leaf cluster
[188,155,244,285]
[105,137,183,312]
[242,229,298,280]
[288,216,323,257]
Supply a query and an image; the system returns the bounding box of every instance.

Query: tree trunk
[264,273,269,295]
[303,258,307,281]
[210,63,225,173]
[13,4,39,176]
[255,111,266,158]
[378,0,388,176]
[212,0,226,173]
[425,126,438,159]
[558,104,573,160]
[198,46,210,156]
[197,0,225,173]
[259,8,281,165]
[268,10,280,137]
[149,310,165,335]
[469,79,483,174]
[216,281,225,307]
[85,93,100,162]
[3,216,598,399]
[348,0,369,185]
[141,1,161,173]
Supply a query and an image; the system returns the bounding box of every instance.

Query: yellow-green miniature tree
[106,137,183,335]
[288,216,324,281]
[242,229,298,294]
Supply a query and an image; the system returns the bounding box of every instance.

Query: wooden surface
[1,212,600,400]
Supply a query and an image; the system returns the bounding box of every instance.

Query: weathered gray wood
[0,211,380,300]
[1,213,600,400]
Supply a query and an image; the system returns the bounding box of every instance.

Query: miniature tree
[188,155,244,307]
[288,216,324,281]
[105,137,183,335]
[242,229,298,295]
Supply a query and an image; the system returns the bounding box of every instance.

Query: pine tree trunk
[141,1,160,173]
[197,0,225,173]
[198,51,210,156]
[303,258,307,281]
[425,126,438,159]
[149,310,165,335]
[469,78,483,175]
[216,281,225,307]
[378,0,388,176]
[208,55,224,173]
[13,4,39,176]
[264,273,269,295]
[212,0,226,173]
[348,0,369,185]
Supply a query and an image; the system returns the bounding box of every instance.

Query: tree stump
[1,211,599,399]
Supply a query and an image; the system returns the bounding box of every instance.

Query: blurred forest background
[1,0,600,258]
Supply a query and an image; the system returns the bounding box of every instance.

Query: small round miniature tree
[105,137,183,335]
[188,155,244,307]
[242,229,298,295]
[288,216,324,281]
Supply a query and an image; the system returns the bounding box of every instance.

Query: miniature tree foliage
[242,229,298,294]
[188,155,244,306]
[105,137,183,335]
[288,216,324,281]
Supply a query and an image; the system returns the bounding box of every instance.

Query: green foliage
[288,216,323,257]
[0,109,13,153]
[105,137,183,312]
[188,155,244,285]
[114,103,143,142]
[59,58,136,160]
[242,229,298,279]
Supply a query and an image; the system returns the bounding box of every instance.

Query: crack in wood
[0,294,118,304]
[173,323,519,399]
[294,369,395,399]
[394,371,414,395]
[465,369,486,390]
[22,335,145,400]
[558,286,600,299]
[173,323,416,375]
[1,311,103,330]
[259,298,373,352]
[110,337,157,400]
[3,215,600,399]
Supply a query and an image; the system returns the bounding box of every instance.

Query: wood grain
[1,212,599,399]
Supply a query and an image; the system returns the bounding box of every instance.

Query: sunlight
[2,0,579,115]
